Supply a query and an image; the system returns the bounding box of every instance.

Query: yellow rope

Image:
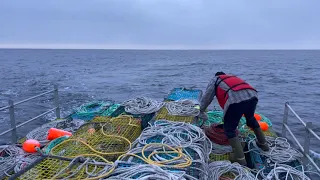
[117,143,192,168]
[50,127,132,157]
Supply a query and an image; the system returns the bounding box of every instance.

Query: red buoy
[47,128,72,140]
[22,139,40,153]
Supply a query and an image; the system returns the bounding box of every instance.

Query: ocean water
[0,49,319,152]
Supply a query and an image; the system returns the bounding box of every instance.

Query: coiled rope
[136,120,212,162]
[208,160,256,180]
[115,120,211,179]
[121,97,164,114]
[50,123,133,158]
[72,101,113,120]
[13,154,40,174]
[165,99,200,116]
[0,145,24,177]
[107,163,197,180]
[118,143,193,168]
[204,124,239,145]
[248,136,303,163]
[52,154,115,180]
[256,163,320,180]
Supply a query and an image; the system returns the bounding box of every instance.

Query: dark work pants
[223,97,260,139]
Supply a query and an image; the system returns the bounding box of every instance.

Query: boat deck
[0,87,316,179]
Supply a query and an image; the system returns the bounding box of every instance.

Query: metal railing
[282,102,320,172]
[0,85,60,144]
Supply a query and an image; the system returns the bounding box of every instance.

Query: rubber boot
[253,127,269,151]
[228,137,247,166]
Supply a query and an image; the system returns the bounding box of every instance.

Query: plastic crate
[10,155,114,180]
[165,88,202,101]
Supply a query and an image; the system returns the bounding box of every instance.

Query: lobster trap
[155,107,195,123]
[10,154,114,180]
[21,118,84,144]
[108,105,155,130]
[48,117,142,161]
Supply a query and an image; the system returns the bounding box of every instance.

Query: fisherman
[198,71,269,165]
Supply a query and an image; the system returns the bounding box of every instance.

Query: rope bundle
[107,163,196,180]
[115,120,212,179]
[72,101,113,120]
[248,136,303,164]
[136,120,212,161]
[165,99,200,116]
[122,97,164,114]
[204,124,239,145]
[52,155,115,180]
[209,160,256,180]
[0,145,24,178]
[256,163,320,180]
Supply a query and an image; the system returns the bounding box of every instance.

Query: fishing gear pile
[208,160,256,180]
[107,164,196,180]
[17,154,115,180]
[71,101,113,120]
[248,136,304,163]
[26,118,84,143]
[165,99,200,116]
[0,145,23,178]
[121,96,164,114]
[112,120,212,179]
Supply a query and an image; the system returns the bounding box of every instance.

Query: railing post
[54,84,61,119]
[303,122,312,167]
[8,100,17,143]
[282,102,289,138]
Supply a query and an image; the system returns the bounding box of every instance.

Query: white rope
[135,120,212,162]
[107,163,195,180]
[14,154,40,173]
[248,136,303,164]
[52,156,114,179]
[256,163,320,180]
[116,120,211,179]
[0,145,24,177]
[121,96,164,114]
[165,100,200,116]
[208,160,256,180]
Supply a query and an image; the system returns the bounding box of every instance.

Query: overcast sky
[0,0,319,49]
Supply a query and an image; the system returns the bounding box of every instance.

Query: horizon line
[1,47,320,51]
[0,44,319,50]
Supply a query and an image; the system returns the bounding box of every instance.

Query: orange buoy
[47,128,72,140]
[254,113,262,121]
[258,121,269,131]
[22,139,40,153]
